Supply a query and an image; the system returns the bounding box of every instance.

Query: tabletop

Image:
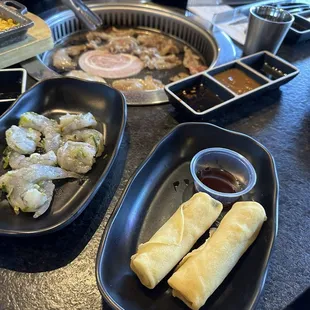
[0,13,310,310]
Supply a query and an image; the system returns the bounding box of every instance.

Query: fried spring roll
[130,193,223,289]
[168,201,267,310]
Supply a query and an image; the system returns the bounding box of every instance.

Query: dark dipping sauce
[250,61,287,80]
[176,83,224,112]
[292,21,309,32]
[0,77,22,100]
[214,68,261,95]
[197,167,241,193]
[0,92,20,100]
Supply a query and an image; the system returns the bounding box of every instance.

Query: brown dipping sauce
[197,167,242,193]
[214,68,261,95]
[176,83,224,112]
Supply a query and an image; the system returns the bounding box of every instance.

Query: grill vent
[46,6,217,66]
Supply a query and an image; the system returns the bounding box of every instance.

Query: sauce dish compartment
[166,74,235,115]
[241,51,299,86]
[287,14,310,42]
[206,61,269,94]
[291,14,310,32]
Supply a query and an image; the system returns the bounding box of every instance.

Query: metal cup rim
[250,5,295,25]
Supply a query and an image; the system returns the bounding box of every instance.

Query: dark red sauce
[197,167,241,193]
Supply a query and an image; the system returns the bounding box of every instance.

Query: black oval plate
[96,123,278,310]
[0,77,126,236]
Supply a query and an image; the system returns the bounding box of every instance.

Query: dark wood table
[0,6,309,310]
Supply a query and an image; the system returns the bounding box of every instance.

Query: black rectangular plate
[0,77,126,236]
[96,123,279,310]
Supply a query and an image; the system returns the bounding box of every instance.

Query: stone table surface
[0,41,309,310]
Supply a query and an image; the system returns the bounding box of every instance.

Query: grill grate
[45,5,217,66]
[32,3,219,105]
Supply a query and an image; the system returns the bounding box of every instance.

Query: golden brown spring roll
[130,193,223,289]
[168,201,267,310]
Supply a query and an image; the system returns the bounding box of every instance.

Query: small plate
[96,123,279,310]
[0,77,126,236]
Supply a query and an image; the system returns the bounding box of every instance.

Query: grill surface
[22,3,236,105]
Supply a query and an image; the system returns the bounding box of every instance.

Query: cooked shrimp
[5,125,41,154]
[63,129,104,157]
[0,165,79,218]
[7,150,57,170]
[19,111,58,133]
[53,48,77,71]
[31,181,55,218]
[43,127,62,153]
[59,112,97,134]
[53,45,87,71]
[57,141,96,174]
[19,112,61,153]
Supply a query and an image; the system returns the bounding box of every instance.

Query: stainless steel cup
[243,6,294,55]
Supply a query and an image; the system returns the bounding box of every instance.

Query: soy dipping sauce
[0,91,20,100]
[0,77,22,100]
[176,83,224,112]
[197,167,242,193]
[251,61,287,80]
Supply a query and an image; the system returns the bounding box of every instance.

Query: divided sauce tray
[165,51,299,119]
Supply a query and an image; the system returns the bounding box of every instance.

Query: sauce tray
[165,51,299,119]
